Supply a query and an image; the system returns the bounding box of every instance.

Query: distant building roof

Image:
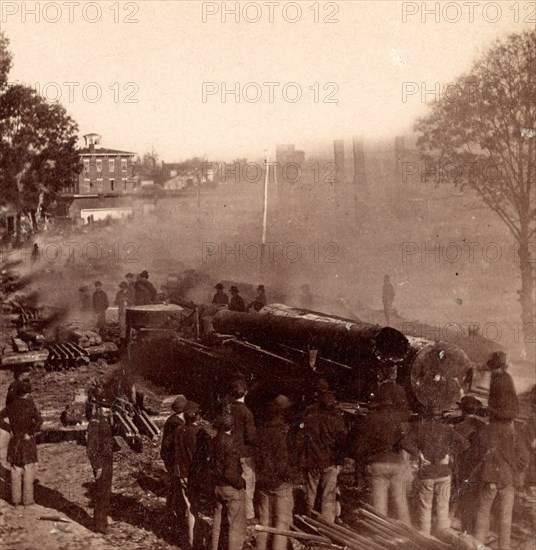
[78,148,136,156]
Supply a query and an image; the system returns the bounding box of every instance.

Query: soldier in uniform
[92,281,109,334]
[248,285,267,312]
[212,283,229,306]
[87,401,115,534]
[229,286,246,312]
[1,378,42,507]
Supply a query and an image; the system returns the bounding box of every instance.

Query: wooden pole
[253,525,331,544]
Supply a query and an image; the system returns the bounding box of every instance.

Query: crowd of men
[1,322,535,549]
[78,274,267,346]
[153,350,536,550]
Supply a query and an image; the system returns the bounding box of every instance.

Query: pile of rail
[255,506,488,549]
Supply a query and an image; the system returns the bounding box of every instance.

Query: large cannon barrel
[213,308,409,364]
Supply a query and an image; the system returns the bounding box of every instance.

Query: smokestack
[333,140,345,184]
[394,136,406,163]
[352,137,367,192]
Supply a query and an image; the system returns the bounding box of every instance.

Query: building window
[84,178,90,191]
[83,159,89,173]
[121,159,128,172]
[97,178,103,190]
[96,159,102,172]
[110,179,115,191]
[109,159,115,172]
[122,178,127,191]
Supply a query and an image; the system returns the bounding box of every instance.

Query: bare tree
[416,30,536,347]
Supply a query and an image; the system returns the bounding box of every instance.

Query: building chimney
[83,133,101,153]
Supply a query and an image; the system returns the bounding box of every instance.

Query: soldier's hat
[257,285,265,291]
[119,281,128,289]
[214,283,224,290]
[459,395,484,415]
[140,270,149,279]
[486,351,507,370]
[230,285,239,293]
[184,401,200,415]
[125,272,134,278]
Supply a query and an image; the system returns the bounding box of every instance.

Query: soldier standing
[229,286,246,312]
[87,401,115,534]
[161,395,188,511]
[114,282,129,349]
[227,378,257,522]
[0,378,42,507]
[93,281,109,334]
[248,285,267,312]
[212,283,229,306]
[299,391,347,523]
[210,414,247,550]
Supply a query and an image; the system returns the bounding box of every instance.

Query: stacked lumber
[290,507,490,550]
[68,329,102,348]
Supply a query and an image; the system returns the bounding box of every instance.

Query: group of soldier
[78,275,266,346]
[151,350,535,550]
[1,312,535,549]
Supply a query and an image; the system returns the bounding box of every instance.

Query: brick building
[58,133,143,223]
[62,133,137,195]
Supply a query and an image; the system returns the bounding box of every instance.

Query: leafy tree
[0,32,80,236]
[416,30,536,347]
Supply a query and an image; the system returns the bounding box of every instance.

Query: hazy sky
[1,1,533,160]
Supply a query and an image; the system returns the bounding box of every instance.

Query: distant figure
[125,273,136,305]
[229,286,246,312]
[79,285,92,312]
[248,285,266,312]
[300,284,313,309]
[139,270,157,302]
[212,283,229,306]
[87,401,114,534]
[135,273,153,305]
[114,282,129,345]
[0,378,42,507]
[487,351,519,420]
[93,281,109,334]
[30,244,39,263]
[382,275,395,326]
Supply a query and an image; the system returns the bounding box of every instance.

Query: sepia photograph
[0,1,535,548]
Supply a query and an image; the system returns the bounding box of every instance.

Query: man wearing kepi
[472,351,528,550]
[87,401,115,534]
[210,414,247,550]
[255,395,296,550]
[1,378,42,507]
